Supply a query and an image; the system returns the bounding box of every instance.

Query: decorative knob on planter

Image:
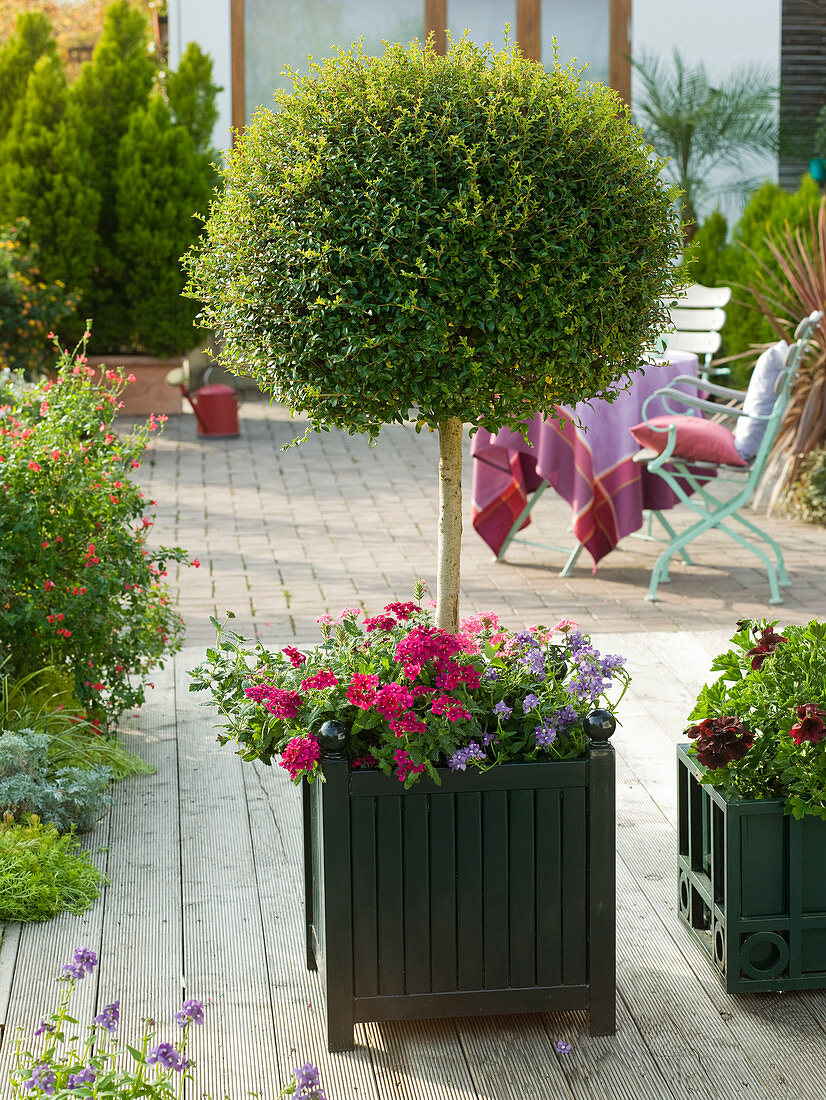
[318,720,349,758]
[584,708,616,745]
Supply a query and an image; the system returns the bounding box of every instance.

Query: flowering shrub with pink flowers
[686,618,826,819]
[0,330,194,723]
[191,582,630,787]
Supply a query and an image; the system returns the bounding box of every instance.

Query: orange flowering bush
[0,330,194,722]
[0,220,78,378]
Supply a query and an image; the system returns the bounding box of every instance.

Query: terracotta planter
[87,355,184,417]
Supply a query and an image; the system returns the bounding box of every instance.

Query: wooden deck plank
[94,664,183,1051]
[241,755,385,1099]
[0,816,111,1100]
[174,654,283,1100]
[0,925,21,1037]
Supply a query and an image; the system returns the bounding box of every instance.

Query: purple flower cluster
[522,693,540,714]
[33,1019,56,1037]
[535,706,579,749]
[62,947,97,981]
[66,1067,96,1090]
[565,652,608,703]
[480,729,499,747]
[448,741,486,772]
[294,1063,327,1100]
[519,645,546,677]
[92,1001,120,1033]
[600,653,626,675]
[493,700,512,719]
[480,666,500,683]
[174,998,204,1028]
[23,1065,55,1095]
[146,1042,187,1072]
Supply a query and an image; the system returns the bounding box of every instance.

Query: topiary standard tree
[185,38,683,633]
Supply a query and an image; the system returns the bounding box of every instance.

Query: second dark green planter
[677,744,826,993]
[304,724,617,1051]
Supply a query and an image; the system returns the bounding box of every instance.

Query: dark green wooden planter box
[303,725,616,1051]
[677,744,826,993]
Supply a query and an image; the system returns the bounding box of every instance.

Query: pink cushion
[630,415,748,467]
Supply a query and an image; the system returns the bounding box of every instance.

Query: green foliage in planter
[186,37,683,440]
[687,619,826,819]
[788,447,826,524]
[686,178,823,386]
[0,337,191,722]
[114,97,215,356]
[0,10,57,137]
[0,219,79,377]
[0,814,106,922]
[0,731,113,834]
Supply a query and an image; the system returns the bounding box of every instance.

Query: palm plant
[632,50,778,241]
[746,198,826,508]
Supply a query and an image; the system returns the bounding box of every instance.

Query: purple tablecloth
[471,352,700,567]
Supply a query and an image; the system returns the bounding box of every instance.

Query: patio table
[470,351,700,569]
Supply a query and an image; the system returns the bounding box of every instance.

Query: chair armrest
[660,373,748,401]
[641,388,751,421]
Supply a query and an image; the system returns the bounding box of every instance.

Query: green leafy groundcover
[687,619,826,819]
[0,815,106,922]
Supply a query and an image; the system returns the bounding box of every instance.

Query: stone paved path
[140,399,826,649]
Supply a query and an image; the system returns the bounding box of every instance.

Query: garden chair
[662,283,732,378]
[632,310,822,604]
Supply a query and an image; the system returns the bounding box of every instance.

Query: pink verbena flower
[431,694,471,722]
[384,601,420,620]
[244,684,303,719]
[301,669,339,691]
[282,645,307,668]
[395,626,463,667]
[389,711,427,736]
[338,606,362,620]
[280,735,320,780]
[393,748,425,782]
[363,614,396,632]
[347,673,379,709]
[374,682,414,719]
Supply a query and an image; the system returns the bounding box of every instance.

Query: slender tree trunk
[436,417,463,634]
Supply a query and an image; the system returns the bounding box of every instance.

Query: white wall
[632,0,782,223]
[168,0,233,157]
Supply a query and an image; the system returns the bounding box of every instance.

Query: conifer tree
[0,55,100,300]
[166,42,221,158]
[115,97,212,355]
[0,11,57,137]
[68,0,157,349]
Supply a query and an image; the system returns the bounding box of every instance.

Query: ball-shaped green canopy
[185,38,683,437]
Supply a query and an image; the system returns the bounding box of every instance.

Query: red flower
[346,673,379,709]
[687,716,755,769]
[279,735,320,780]
[789,703,826,746]
[282,645,306,668]
[746,627,788,670]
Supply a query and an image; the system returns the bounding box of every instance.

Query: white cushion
[733,341,788,461]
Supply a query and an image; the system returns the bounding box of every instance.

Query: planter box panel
[803,817,826,911]
[740,813,787,917]
[677,745,826,993]
[536,787,563,987]
[309,747,615,1049]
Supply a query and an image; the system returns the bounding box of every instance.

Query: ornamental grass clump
[191,584,629,787]
[686,618,826,819]
[185,35,683,632]
[0,331,194,722]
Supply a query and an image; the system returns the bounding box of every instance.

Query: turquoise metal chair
[635,311,822,604]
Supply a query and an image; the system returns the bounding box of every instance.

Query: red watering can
[166,365,241,438]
